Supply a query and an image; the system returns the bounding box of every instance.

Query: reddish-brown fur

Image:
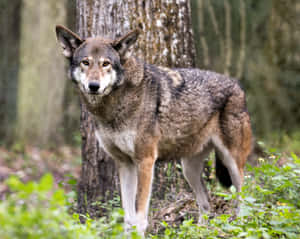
[56,25,253,234]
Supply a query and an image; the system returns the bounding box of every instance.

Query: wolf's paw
[125,215,147,236]
[197,204,211,225]
[198,214,209,225]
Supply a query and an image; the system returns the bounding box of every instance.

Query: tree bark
[76,0,196,218]
[0,0,22,144]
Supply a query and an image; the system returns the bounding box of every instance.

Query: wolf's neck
[123,57,144,86]
[81,81,144,130]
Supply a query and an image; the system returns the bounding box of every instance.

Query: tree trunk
[76,0,196,217]
[0,0,22,145]
[17,0,68,146]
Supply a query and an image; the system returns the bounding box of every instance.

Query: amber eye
[81,60,90,66]
[102,61,110,67]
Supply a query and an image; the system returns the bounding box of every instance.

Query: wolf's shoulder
[143,63,237,85]
[174,68,237,86]
[140,62,241,99]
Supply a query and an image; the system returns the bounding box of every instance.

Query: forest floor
[0,144,292,203]
[0,145,234,228]
[0,145,81,200]
[0,143,299,237]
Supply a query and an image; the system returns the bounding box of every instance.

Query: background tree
[16,0,68,146]
[76,0,196,217]
[0,0,22,145]
[191,0,300,138]
[0,0,299,149]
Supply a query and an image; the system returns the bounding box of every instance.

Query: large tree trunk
[76,0,196,218]
[0,0,22,145]
[16,0,68,146]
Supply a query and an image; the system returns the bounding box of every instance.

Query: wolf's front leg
[118,161,138,232]
[135,156,156,234]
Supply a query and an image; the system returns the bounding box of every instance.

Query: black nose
[88,81,100,92]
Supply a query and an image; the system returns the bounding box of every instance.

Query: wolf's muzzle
[88,81,100,93]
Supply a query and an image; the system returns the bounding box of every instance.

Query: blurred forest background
[0,0,299,149]
[0,1,300,237]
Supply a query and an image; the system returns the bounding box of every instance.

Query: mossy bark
[76,0,196,217]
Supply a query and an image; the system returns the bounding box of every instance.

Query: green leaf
[244,196,256,204]
[67,178,77,186]
[51,189,66,206]
[239,205,252,217]
[38,173,54,192]
[6,176,24,191]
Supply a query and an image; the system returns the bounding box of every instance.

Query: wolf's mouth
[83,85,112,97]
[88,92,100,95]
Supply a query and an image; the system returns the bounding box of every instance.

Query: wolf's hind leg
[212,136,242,193]
[216,85,252,189]
[212,136,242,220]
[212,122,252,218]
[214,88,253,216]
[181,146,212,223]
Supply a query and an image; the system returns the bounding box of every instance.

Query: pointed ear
[55,25,83,58]
[112,29,140,57]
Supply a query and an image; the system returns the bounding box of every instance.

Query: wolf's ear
[112,29,140,57]
[55,25,83,58]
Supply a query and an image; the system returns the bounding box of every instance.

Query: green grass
[0,151,299,238]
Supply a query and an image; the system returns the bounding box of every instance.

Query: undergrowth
[0,151,299,238]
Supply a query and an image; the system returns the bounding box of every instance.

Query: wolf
[56,25,252,234]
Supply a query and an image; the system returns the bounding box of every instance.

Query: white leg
[181,147,212,223]
[118,161,137,231]
[212,136,242,216]
[212,136,242,192]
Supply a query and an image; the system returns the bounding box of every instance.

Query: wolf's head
[56,25,139,105]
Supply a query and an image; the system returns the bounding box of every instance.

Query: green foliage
[0,174,140,239]
[229,152,300,238]
[1,152,299,238]
[270,131,300,154]
[149,152,300,239]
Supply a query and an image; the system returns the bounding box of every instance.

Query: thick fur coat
[56,25,252,234]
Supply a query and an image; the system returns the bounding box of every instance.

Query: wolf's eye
[102,61,110,67]
[81,60,90,66]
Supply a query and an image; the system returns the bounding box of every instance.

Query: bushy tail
[215,151,232,188]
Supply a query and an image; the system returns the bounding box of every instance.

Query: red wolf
[56,25,253,234]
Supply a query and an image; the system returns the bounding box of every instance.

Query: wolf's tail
[215,151,232,188]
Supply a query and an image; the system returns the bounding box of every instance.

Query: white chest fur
[95,129,136,159]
